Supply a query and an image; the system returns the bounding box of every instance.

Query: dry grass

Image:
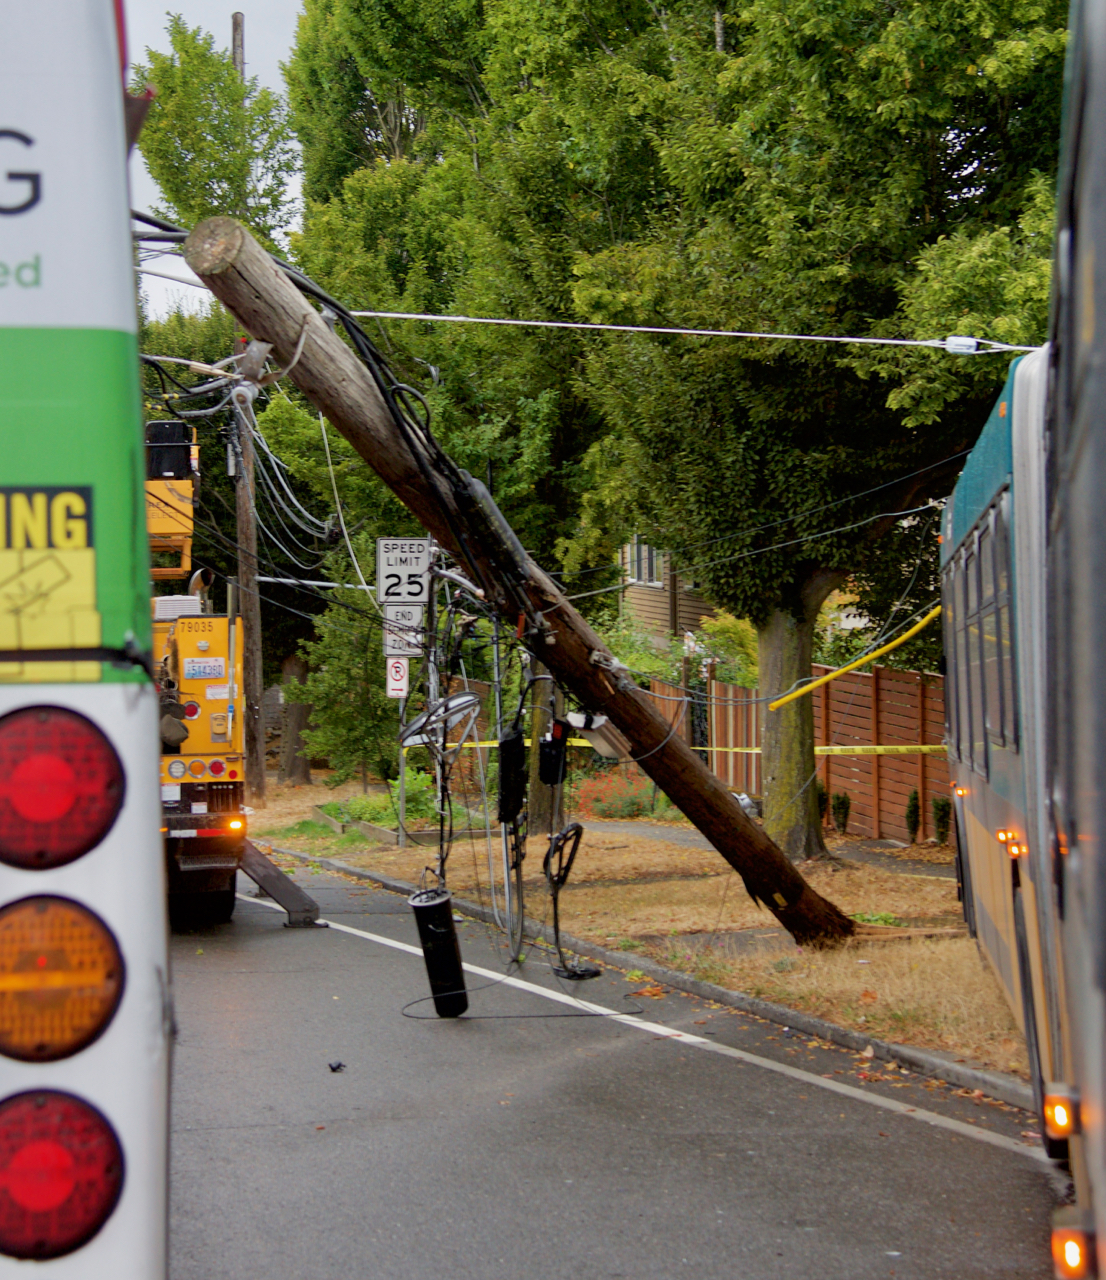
[646,934,1027,1078]
[250,782,1024,1076]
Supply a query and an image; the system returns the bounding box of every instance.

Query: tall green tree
[563,0,1063,856]
[282,0,1062,858]
[134,16,298,247]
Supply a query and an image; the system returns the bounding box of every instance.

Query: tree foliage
[134,16,298,247]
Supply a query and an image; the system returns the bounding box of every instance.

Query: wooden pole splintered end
[184,217,246,278]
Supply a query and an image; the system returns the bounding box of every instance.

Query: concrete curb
[264,845,1034,1113]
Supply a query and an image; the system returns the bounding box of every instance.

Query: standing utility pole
[229,15,265,805]
[233,384,265,806]
[232,12,245,79]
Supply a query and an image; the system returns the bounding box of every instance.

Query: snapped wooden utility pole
[184,218,855,945]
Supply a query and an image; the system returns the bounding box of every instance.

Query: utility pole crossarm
[184,217,854,946]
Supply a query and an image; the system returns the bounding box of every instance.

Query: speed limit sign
[386,656,410,699]
[377,538,430,604]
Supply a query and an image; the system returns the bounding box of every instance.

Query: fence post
[917,674,927,839]
[821,678,831,829]
[871,667,881,839]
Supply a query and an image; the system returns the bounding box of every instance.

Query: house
[620,536,716,644]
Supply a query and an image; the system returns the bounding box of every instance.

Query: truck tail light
[0,1091,124,1260]
[0,709,124,869]
[0,898,124,1062]
[208,759,225,777]
[1053,1228,1096,1278]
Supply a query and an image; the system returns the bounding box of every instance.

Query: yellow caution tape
[709,744,946,756]
[768,605,943,712]
[439,740,944,755]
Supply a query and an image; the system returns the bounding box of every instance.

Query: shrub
[932,795,952,845]
[905,789,920,843]
[575,771,653,819]
[831,791,851,834]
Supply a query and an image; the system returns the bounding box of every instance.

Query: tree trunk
[278,653,312,785]
[184,218,857,947]
[758,571,844,861]
[759,610,824,861]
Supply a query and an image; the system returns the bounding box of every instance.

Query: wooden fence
[649,666,948,844]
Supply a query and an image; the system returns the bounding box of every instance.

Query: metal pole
[398,739,407,848]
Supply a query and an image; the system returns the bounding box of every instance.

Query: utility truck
[147,421,247,926]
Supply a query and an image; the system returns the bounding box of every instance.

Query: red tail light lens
[208,759,225,777]
[0,708,125,869]
[0,1091,124,1259]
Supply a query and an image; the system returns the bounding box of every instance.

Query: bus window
[943,570,959,759]
[995,494,1018,748]
[966,547,987,775]
[980,526,994,605]
[957,554,973,765]
[983,606,1002,744]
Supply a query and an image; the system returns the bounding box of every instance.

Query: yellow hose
[767,604,943,712]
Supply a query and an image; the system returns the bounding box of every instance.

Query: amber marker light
[1052,1227,1095,1279]
[996,830,1009,842]
[1044,1086,1081,1139]
[0,897,124,1062]
[188,760,206,778]
[228,819,243,831]
[955,787,966,797]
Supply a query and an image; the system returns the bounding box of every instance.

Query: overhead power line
[349,310,1038,355]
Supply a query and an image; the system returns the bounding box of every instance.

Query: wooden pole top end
[184,217,247,277]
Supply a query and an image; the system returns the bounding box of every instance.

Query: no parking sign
[386,656,410,699]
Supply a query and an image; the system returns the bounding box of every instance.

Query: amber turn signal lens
[0,898,124,1062]
[188,760,206,777]
[1052,1228,1095,1278]
[228,819,243,830]
[1044,1089,1081,1139]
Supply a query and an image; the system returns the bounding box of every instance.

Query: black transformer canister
[408,888,469,1018]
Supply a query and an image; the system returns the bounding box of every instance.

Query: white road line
[239,894,1049,1164]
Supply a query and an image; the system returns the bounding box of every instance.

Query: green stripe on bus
[0,328,150,682]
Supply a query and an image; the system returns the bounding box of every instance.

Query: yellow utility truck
[147,421,247,925]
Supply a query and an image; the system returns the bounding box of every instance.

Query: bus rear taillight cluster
[0,708,124,869]
[0,1090,124,1260]
[0,707,128,1260]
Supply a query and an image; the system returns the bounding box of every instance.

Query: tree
[134,16,298,248]
[292,580,400,788]
[565,0,1064,857]
[140,302,327,689]
[284,0,1064,860]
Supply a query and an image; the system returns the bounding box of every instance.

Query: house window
[629,536,664,587]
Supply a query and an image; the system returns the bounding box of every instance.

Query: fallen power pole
[184,218,854,945]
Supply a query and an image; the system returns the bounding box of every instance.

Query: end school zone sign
[376,538,430,604]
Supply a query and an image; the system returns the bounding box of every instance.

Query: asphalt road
[168,868,1059,1279]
